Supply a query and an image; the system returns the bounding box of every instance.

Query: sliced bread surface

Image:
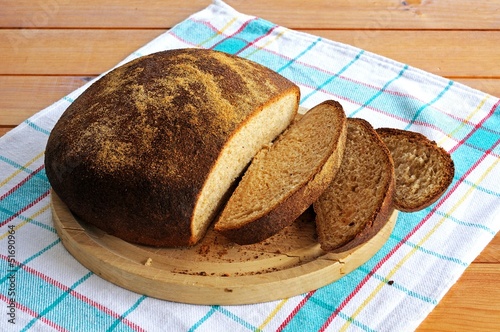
[214,100,347,245]
[313,118,395,253]
[376,128,454,212]
[45,48,300,247]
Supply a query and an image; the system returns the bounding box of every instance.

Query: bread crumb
[198,244,210,256]
[144,257,153,266]
[217,248,228,257]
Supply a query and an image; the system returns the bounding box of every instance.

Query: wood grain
[1,0,499,29]
[314,30,500,78]
[418,264,500,332]
[0,0,499,329]
[454,79,500,99]
[2,30,500,77]
[0,29,163,75]
[0,76,90,125]
[0,127,13,137]
[475,234,500,263]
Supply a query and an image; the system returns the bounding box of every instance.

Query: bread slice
[376,128,454,212]
[214,100,347,245]
[45,48,300,247]
[313,118,395,253]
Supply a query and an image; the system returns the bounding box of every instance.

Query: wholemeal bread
[313,118,395,253]
[214,100,347,245]
[376,128,454,212]
[45,48,300,247]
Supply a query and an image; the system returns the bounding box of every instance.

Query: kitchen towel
[1,0,499,331]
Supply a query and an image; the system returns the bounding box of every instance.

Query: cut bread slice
[376,128,454,212]
[314,118,395,253]
[214,100,347,245]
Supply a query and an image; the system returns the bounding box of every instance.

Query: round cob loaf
[45,48,300,247]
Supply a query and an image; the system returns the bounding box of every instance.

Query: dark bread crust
[314,118,395,253]
[45,48,299,247]
[376,128,455,212]
[215,100,347,245]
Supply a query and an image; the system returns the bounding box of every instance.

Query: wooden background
[1,0,499,330]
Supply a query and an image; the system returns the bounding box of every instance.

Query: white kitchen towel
[1,1,499,331]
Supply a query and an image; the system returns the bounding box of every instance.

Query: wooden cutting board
[51,190,397,305]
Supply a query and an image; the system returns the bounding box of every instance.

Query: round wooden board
[51,190,397,305]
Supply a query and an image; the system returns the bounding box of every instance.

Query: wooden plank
[417,263,500,331]
[1,30,500,77]
[0,127,14,137]
[0,76,91,125]
[1,0,499,30]
[0,0,209,29]
[0,29,162,75]
[474,233,500,263]
[0,1,496,330]
[454,79,500,98]
[312,30,500,78]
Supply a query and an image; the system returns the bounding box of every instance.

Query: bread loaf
[313,118,395,253]
[214,100,347,245]
[45,48,300,247]
[376,128,454,212]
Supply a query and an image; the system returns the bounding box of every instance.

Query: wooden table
[1,1,498,330]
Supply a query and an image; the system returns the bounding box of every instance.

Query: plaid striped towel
[1,0,499,331]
